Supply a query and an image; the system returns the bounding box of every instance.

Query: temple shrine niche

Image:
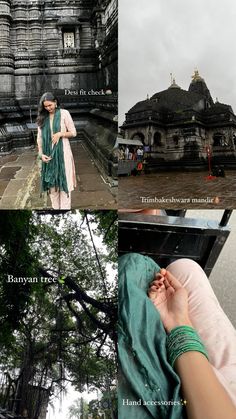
[121,71,236,170]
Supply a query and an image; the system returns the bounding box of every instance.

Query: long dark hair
[36,92,61,127]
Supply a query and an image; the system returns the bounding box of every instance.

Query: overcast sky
[47,385,97,419]
[119,0,236,126]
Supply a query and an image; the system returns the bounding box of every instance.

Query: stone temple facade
[0,0,118,175]
[121,71,236,170]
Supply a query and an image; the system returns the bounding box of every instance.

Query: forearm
[59,131,75,139]
[37,129,42,154]
[37,145,42,155]
[175,351,236,419]
[149,270,236,419]
[169,319,236,419]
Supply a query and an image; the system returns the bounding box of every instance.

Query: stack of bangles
[166,325,209,368]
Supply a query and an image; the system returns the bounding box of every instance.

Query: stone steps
[145,155,236,172]
[145,158,207,173]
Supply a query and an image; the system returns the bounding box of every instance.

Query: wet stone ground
[0,142,117,209]
[119,170,236,209]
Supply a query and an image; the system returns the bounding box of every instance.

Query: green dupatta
[118,253,186,419]
[41,108,69,194]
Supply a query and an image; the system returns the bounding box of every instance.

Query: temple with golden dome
[121,71,236,169]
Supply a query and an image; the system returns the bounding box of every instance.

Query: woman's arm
[63,109,77,137]
[57,131,75,138]
[175,349,236,419]
[37,126,51,162]
[52,110,77,144]
[36,127,42,155]
[149,270,236,419]
[52,130,75,144]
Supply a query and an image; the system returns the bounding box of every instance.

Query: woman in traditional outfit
[36,92,77,209]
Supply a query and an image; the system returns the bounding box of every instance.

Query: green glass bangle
[166,325,209,368]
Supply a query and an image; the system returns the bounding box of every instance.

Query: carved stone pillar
[0,0,14,96]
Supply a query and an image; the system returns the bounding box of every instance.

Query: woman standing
[36,92,77,209]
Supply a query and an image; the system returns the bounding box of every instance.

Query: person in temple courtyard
[36,92,77,209]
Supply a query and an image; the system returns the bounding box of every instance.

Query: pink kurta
[37,109,77,192]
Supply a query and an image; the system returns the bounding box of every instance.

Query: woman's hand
[52,132,62,144]
[148,269,192,333]
[42,154,52,163]
[148,269,236,419]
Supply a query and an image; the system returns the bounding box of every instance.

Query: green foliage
[0,210,39,345]
[0,210,117,414]
[68,397,89,418]
[81,210,118,265]
[68,388,117,419]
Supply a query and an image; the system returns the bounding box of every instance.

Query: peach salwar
[37,109,77,209]
[167,258,236,405]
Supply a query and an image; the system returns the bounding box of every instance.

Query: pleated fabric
[118,253,186,419]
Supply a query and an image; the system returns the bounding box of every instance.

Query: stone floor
[0,142,117,209]
[119,170,236,208]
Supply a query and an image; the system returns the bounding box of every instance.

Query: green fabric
[41,108,68,194]
[118,253,186,419]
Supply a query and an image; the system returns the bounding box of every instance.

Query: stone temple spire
[168,73,181,89]
[189,69,214,106]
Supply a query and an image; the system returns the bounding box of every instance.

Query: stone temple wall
[0,0,117,99]
[0,0,118,176]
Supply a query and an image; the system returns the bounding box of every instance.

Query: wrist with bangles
[166,325,209,368]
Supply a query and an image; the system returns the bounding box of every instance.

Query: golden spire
[192,69,204,81]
